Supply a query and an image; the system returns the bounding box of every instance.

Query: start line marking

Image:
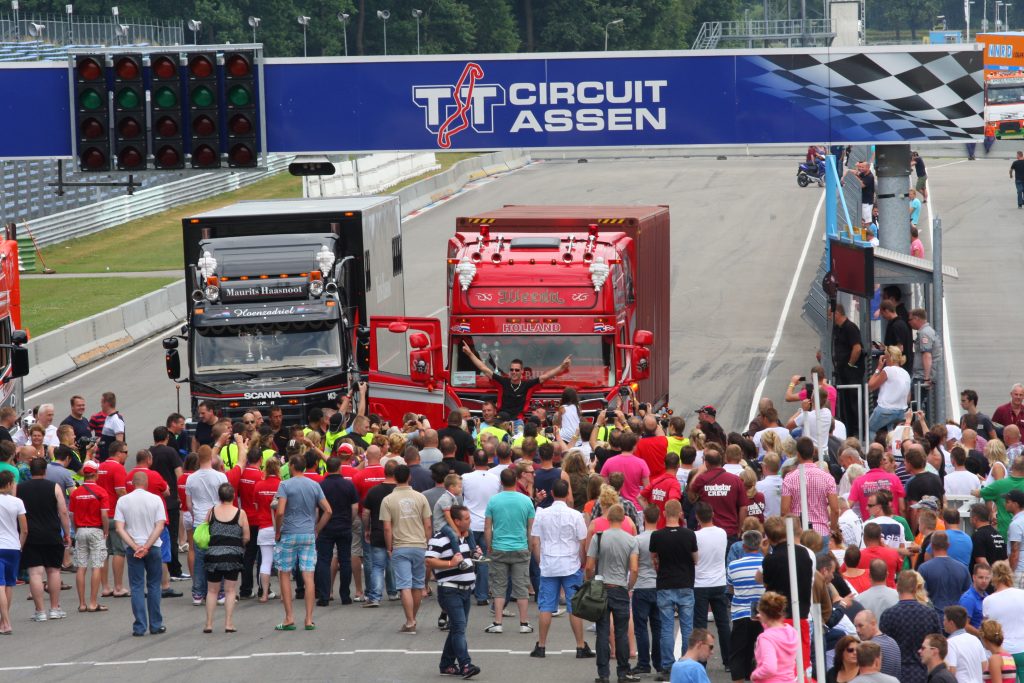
[0,647,584,672]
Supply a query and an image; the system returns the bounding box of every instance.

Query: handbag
[571,533,608,622]
[193,521,211,550]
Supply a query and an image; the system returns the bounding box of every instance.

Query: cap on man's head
[335,442,355,455]
[695,405,716,417]
[329,412,345,430]
[82,460,99,472]
[910,495,939,511]
[1005,489,1024,506]
[945,425,962,442]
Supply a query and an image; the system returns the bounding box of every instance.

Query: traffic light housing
[112,54,146,171]
[150,53,185,170]
[187,52,220,169]
[224,50,258,168]
[74,54,110,172]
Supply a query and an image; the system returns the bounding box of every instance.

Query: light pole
[997,1,1004,28]
[66,3,73,44]
[412,9,422,55]
[11,0,18,42]
[297,15,310,57]
[337,12,350,56]
[111,5,119,46]
[1007,2,1014,29]
[377,10,390,55]
[247,15,260,44]
[604,18,622,50]
[187,18,201,45]
[966,0,974,42]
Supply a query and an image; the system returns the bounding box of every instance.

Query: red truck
[366,205,670,425]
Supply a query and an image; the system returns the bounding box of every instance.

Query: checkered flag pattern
[744,50,984,141]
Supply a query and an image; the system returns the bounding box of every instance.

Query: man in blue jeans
[631,505,662,674]
[1011,150,1024,207]
[114,472,166,636]
[361,461,397,607]
[691,503,732,670]
[649,499,698,681]
[425,504,481,679]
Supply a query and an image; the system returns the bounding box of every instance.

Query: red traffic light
[115,56,140,80]
[155,116,179,137]
[80,118,105,140]
[228,114,253,136]
[192,115,216,137]
[118,146,145,169]
[228,143,254,166]
[152,55,177,80]
[192,144,218,167]
[118,117,142,139]
[81,148,107,169]
[226,53,251,78]
[155,145,181,168]
[77,57,103,81]
[189,55,214,78]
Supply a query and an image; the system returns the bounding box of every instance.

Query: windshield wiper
[200,367,259,379]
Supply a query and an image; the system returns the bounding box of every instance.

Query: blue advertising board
[0,45,984,159]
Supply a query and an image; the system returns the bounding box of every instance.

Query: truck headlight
[204,284,220,302]
[309,279,324,297]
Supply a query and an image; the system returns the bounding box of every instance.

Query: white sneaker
[501,607,515,618]
[586,623,596,632]
[519,622,534,634]
[552,608,566,617]
[31,611,47,622]
[484,622,503,634]
[217,596,226,606]
[48,608,66,620]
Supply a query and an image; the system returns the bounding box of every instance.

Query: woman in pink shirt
[751,591,800,682]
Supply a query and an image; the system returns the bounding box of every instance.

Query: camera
[603,410,614,421]
[76,435,98,451]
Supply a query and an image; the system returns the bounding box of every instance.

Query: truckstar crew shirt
[490,375,540,419]
[688,467,748,537]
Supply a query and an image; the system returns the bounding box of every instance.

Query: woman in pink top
[751,591,800,683]
[587,485,637,542]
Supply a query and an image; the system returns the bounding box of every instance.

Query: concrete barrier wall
[24,149,532,391]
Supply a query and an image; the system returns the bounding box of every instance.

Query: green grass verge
[23,277,179,337]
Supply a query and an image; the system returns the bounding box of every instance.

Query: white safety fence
[303,153,438,198]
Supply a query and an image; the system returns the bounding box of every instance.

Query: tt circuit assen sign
[0,45,985,159]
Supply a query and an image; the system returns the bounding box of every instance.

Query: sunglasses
[845,647,857,653]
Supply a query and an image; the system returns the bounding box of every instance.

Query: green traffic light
[155,87,178,108]
[117,87,140,109]
[79,88,103,111]
[228,85,251,107]
[192,85,214,108]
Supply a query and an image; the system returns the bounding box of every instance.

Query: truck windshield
[451,335,615,388]
[988,84,1024,105]
[194,322,342,375]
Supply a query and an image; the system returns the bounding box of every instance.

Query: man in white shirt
[838,497,864,549]
[13,403,59,447]
[752,408,790,458]
[692,502,731,666]
[755,453,782,518]
[528,479,593,659]
[460,452,501,606]
[944,448,980,497]
[114,471,166,637]
[943,605,986,683]
[184,445,229,605]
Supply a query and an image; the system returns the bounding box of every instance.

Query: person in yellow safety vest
[474,400,510,447]
[342,414,375,448]
[511,421,549,449]
[324,412,347,454]
[666,415,690,457]
[211,422,242,470]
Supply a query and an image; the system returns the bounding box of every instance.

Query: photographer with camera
[867,346,912,436]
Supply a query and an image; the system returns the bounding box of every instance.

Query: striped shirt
[426,531,475,587]
[726,552,765,621]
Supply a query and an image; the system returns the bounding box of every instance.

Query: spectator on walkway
[638,452,682,528]
[185,446,228,606]
[879,569,943,683]
[586,503,639,683]
[315,457,358,606]
[850,441,907,521]
[969,503,1007,575]
[687,445,747,540]
[650,498,698,680]
[18,456,70,622]
[858,557,899,617]
[851,641,899,683]
[381,464,431,634]
[980,620,1018,683]
[426,504,480,679]
[600,432,650,507]
[235,446,263,600]
[0,470,26,634]
[150,427,185,583]
[97,441,129,598]
[253,459,281,602]
[750,590,799,683]
[529,478,593,660]
[1010,152,1024,209]
[693,502,732,667]
[361,460,397,608]
[762,516,814,674]
[484,467,535,635]
[942,605,986,683]
[780,437,839,537]
[114,471,166,636]
[918,633,958,683]
[959,563,991,635]
[628,505,663,675]
[273,455,331,631]
[635,415,668,479]
[668,628,715,683]
[69,460,109,613]
[919,532,971,615]
[983,561,1024,674]
[853,609,902,679]
[202,483,248,633]
[95,393,124,461]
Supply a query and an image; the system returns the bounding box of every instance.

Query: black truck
[164,196,405,422]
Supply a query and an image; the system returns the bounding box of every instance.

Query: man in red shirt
[353,445,385,501]
[638,452,682,528]
[237,449,264,600]
[126,449,178,598]
[993,384,1024,436]
[96,441,129,597]
[69,460,110,612]
[634,415,669,479]
[686,444,748,539]
[859,521,902,588]
[337,443,360,481]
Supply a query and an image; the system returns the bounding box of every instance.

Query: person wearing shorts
[68,461,110,612]
[484,468,536,634]
[202,483,248,633]
[0,470,27,634]
[273,456,331,631]
[18,457,71,622]
[253,459,282,602]
[529,479,594,658]
[380,464,431,634]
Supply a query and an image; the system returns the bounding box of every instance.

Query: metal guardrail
[0,14,182,47]
[20,155,292,253]
[692,18,835,49]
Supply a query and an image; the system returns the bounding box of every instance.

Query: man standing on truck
[460,343,572,422]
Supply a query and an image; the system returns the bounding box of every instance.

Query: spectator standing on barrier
[912,151,929,203]
[426,504,481,679]
[879,569,943,683]
[586,503,639,683]
[115,471,166,636]
[827,304,865,435]
[909,308,941,418]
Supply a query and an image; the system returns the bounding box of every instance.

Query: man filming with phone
[460,343,572,423]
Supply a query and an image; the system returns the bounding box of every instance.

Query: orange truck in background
[980,33,1024,139]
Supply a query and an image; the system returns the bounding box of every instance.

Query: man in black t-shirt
[969,503,1007,574]
[844,161,876,226]
[150,426,184,578]
[360,462,398,607]
[191,401,219,451]
[1010,151,1024,208]
[436,410,476,462]
[829,304,864,435]
[60,395,92,441]
[648,499,698,675]
[880,301,914,373]
[460,342,571,421]
[903,446,944,531]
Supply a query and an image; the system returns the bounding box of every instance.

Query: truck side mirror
[409,348,431,384]
[162,337,179,350]
[633,329,653,346]
[356,326,371,371]
[165,347,181,381]
[9,347,28,379]
[631,347,650,381]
